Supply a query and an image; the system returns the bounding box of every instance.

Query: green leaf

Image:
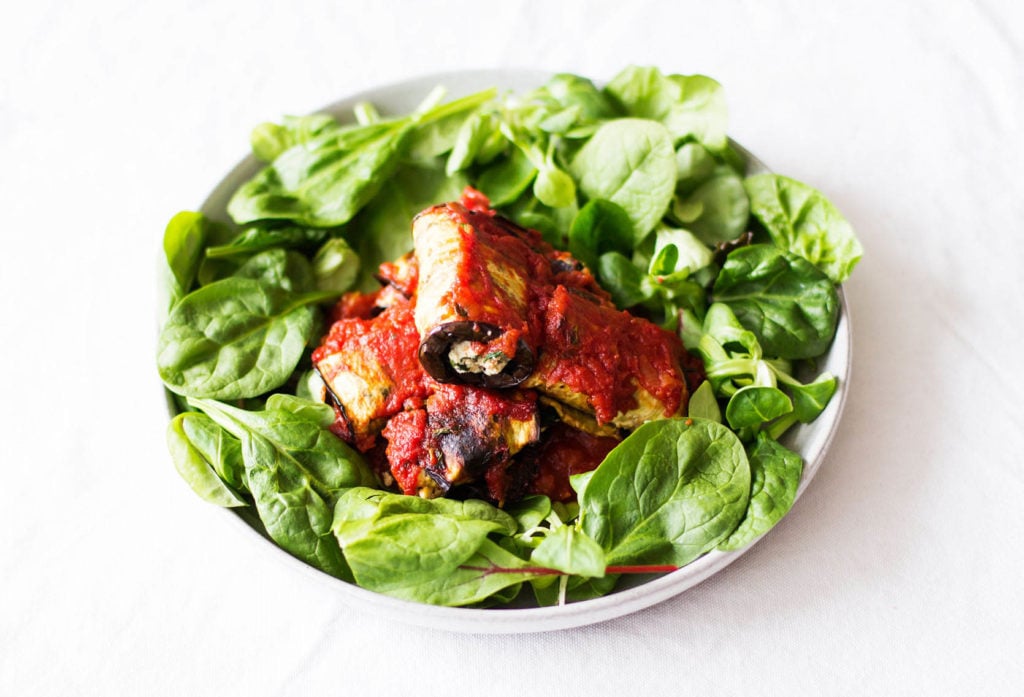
[250,113,338,162]
[570,118,677,242]
[340,514,532,606]
[663,74,729,151]
[675,166,749,245]
[477,144,537,206]
[227,121,412,227]
[725,385,793,431]
[161,211,209,312]
[232,248,315,293]
[568,199,634,272]
[531,526,606,578]
[157,278,329,399]
[311,237,360,293]
[166,413,247,506]
[597,251,652,309]
[205,225,328,259]
[687,380,722,423]
[580,418,750,567]
[744,173,863,283]
[243,430,353,579]
[712,244,839,360]
[788,372,838,423]
[719,434,803,551]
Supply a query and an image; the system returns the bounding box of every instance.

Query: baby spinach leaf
[719,434,803,551]
[311,238,360,294]
[161,211,209,313]
[264,394,336,427]
[675,142,717,194]
[243,430,353,579]
[166,413,247,507]
[540,73,617,123]
[568,199,634,272]
[187,398,375,581]
[579,418,750,567]
[157,278,333,399]
[663,74,729,151]
[191,399,375,498]
[603,66,679,123]
[250,113,338,162]
[570,118,677,243]
[744,173,862,283]
[233,249,315,293]
[675,166,749,246]
[687,380,722,423]
[339,513,532,606]
[504,495,553,535]
[725,385,793,431]
[477,145,537,207]
[597,251,651,309]
[228,120,413,228]
[446,110,497,175]
[531,526,606,578]
[712,244,839,360]
[204,224,328,259]
[787,372,838,423]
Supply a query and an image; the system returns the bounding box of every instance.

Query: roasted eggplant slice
[412,202,548,387]
[381,384,540,502]
[524,285,689,429]
[311,299,429,451]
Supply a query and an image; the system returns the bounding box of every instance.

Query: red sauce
[526,423,620,502]
[535,285,687,424]
[381,409,434,495]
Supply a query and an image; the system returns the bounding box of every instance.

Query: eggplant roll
[412,203,548,388]
[311,299,430,452]
[382,384,540,502]
[524,285,689,429]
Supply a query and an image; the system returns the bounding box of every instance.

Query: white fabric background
[2,1,1022,694]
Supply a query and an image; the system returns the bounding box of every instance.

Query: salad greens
[157,66,861,608]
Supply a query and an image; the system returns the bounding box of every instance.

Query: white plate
[189,70,852,634]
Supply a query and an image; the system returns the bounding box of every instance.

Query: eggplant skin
[418,322,534,387]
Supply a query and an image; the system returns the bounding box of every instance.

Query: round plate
[187,70,852,634]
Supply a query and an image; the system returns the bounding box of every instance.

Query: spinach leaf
[568,199,634,272]
[675,142,717,194]
[504,495,553,534]
[663,74,729,151]
[604,67,728,151]
[712,244,839,360]
[725,385,793,431]
[157,278,333,399]
[579,418,750,566]
[233,248,315,293]
[674,166,749,246]
[161,211,209,313]
[337,510,532,606]
[166,413,247,506]
[204,224,329,259]
[570,118,677,242]
[687,380,722,423]
[192,399,376,580]
[786,372,838,423]
[311,238,360,293]
[719,434,803,551]
[476,144,537,206]
[264,393,337,427]
[250,113,338,162]
[744,173,862,283]
[531,526,606,578]
[228,120,413,227]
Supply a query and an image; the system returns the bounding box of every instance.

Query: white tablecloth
[2,1,1022,694]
